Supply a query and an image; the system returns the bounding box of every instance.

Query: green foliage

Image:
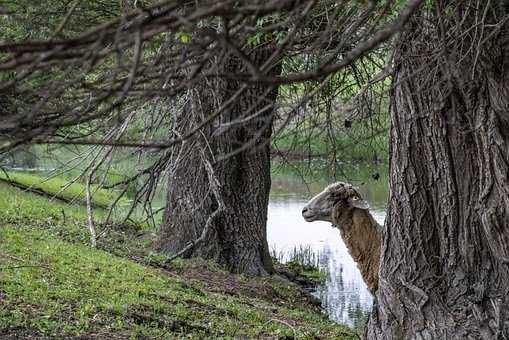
[273,122,388,163]
[275,39,391,164]
[0,0,125,41]
[272,245,324,281]
[246,13,285,46]
[176,31,191,43]
[285,259,323,281]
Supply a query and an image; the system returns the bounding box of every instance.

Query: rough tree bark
[366,2,509,339]
[155,43,280,275]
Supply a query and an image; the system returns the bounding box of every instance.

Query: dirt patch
[0,326,44,339]
[115,303,210,335]
[172,261,321,310]
[184,298,237,318]
[0,327,127,340]
[178,263,276,297]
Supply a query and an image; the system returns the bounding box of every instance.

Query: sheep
[301,182,382,294]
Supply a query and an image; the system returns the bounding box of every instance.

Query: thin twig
[0,252,24,262]
[85,174,97,248]
[2,264,50,270]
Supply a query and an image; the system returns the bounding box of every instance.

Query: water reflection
[267,163,388,326]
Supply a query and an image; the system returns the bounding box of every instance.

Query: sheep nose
[302,207,309,214]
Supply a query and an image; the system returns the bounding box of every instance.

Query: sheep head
[301,182,369,223]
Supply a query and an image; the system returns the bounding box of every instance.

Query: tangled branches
[0,0,423,149]
[0,0,425,225]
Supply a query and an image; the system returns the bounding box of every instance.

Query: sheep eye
[352,196,359,201]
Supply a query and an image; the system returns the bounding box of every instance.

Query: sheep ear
[348,196,370,210]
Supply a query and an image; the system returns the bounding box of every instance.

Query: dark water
[267,163,388,327]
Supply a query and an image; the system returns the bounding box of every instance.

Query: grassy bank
[0,171,128,209]
[0,182,359,339]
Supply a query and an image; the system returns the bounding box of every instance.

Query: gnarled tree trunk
[155,44,280,275]
[366,2,509,339]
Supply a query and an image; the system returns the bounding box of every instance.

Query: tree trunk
[155,44,280,275]
[367,2,509,339]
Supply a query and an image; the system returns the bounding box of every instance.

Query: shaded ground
[0,182,359,339]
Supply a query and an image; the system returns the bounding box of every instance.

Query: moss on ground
[0,182,359,339]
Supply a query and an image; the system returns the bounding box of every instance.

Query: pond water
[267,163,388,327]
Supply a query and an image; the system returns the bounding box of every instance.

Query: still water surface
[267,164,388,327]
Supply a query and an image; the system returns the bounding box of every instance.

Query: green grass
[0,182,359,339]
[0,181,94,222]
[0,171,128,209]
[272,245,325,282]
[0,181,102,245]
[0,181,146,256]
